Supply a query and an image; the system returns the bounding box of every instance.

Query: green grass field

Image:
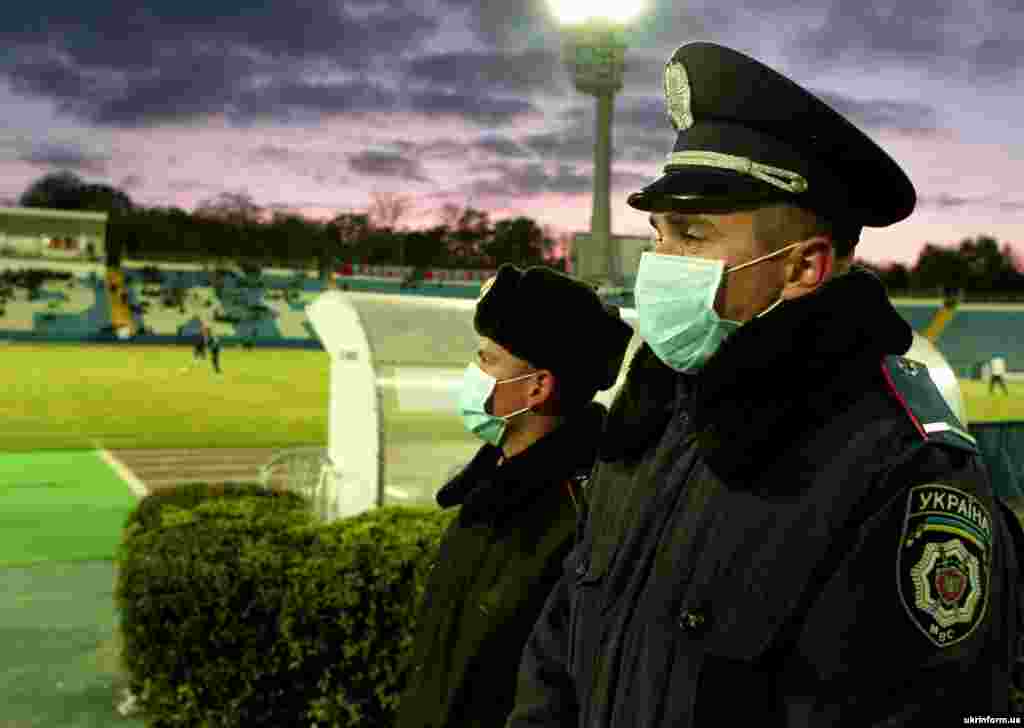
[2,343,469,452]
[960,378,1024,423]
[2,342,1022,453]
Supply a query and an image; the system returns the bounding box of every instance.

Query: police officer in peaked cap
[396,264,633,728]
[507,42,1022,726]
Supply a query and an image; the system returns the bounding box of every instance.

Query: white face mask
[456,362,537,446]
[633,241,801,372]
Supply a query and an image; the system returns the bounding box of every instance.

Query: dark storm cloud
[467,162,593,197]
[465,160,659,200]
[0,1,437,72]
[403,49,565,95]
[252,145,301,164]
[919,194,978,209]
[970,35,1022,81]
[784,0,1023,81]
[0,0,436,127]
[18,143,109,174]
[813,92,940,133]
[409,90,536,126]
[348,150,430,183]
[441,0,553,50]
[247,145,350,187]
[524,129,595,162]
[476,136,532,159]
[525,96,671,164]
[120,175,145,190]
[234,80,400,122]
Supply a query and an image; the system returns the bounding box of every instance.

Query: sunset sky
[0,0,1021,266]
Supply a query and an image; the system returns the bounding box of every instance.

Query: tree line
[15,171,1024,296]
[17,172,563,280]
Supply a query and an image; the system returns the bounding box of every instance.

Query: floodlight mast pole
[560,17,627,290]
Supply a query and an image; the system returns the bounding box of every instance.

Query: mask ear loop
[494,370,542,418]
[724,241,804,319]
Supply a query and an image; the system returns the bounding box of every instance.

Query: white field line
[95,444,149,498]
[384,487,411,500]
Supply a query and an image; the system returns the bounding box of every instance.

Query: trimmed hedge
[115,481,457,726]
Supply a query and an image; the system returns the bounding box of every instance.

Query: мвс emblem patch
[898,483,992,648]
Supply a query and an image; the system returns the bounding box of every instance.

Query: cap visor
[627,168,790,212]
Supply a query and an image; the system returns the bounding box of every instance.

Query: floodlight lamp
[548,0,645,26]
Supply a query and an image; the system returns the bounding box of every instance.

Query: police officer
[507,42,1021,726]
[395,264,633,728]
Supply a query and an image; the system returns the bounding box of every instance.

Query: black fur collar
[436,401,606,526]
[600,267,913,476]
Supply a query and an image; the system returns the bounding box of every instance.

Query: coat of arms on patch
[898,483,992,648]
[897,357,923,377]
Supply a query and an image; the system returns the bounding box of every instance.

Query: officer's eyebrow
[652,212,720,236]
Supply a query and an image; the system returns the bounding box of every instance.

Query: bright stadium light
[549,0,646,289]
[548,0,645,26]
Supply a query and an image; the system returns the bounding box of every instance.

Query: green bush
[115,482,456,727]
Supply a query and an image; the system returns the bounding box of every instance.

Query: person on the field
[991,354,1010,395]
[207,327,222,374]
[193,322,208,361]
[395,264,633,728]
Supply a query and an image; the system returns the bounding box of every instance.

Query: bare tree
[367,191,412,231]
[195,191,265,224]
[438,202,462,230]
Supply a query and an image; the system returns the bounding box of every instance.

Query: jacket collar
[436,401,607,526]
[601,267,912,476]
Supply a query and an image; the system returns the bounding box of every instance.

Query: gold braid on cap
[664,150,809,194]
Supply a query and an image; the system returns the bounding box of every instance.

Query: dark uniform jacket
[507,268,1020,727]
[395,401,605,728]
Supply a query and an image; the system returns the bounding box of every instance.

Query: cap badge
[664,60,693,132]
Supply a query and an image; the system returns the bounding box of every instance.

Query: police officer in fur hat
[395,264,633,728]
[508,42,1022,726]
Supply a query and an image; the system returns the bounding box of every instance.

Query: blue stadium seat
[933,309,1024,377]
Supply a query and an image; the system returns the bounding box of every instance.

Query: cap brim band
[626,168,790,212]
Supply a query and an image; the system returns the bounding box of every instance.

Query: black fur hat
[474,264,633,401]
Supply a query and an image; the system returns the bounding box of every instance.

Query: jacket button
[678,608,708,634]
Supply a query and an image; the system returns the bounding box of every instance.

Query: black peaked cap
[627,42,916,230]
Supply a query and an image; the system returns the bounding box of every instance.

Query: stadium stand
[891,301,942,334]
[1,260,1021,383]
[931,306,1024,378]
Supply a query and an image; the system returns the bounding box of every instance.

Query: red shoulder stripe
[880,358,927,440]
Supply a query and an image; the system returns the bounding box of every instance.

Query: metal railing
[258,446,335,521]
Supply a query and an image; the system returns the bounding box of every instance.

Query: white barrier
[304,291,382,520]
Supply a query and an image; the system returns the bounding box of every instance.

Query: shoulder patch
[881,356,979,455]
[898,483,992,648]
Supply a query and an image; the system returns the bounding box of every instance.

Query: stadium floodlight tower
[550,0,644,290]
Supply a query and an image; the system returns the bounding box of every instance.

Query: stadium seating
[891,302,941,334]
[932,308,1024,377]
[2,263,1020,380]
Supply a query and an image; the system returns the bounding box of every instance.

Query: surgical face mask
[633,242,801,373]
[457,362,537,446]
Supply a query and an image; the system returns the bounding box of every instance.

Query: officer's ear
[782,236,834,300]
[528,369,558,411]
